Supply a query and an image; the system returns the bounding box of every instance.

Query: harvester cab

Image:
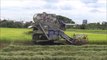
[32,12,87,45]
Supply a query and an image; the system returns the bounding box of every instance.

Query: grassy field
[0,28,32,42]
[0,28,107,60]
[65,29,107,44]
[67,29,107,34]
[0,45,107,60]
[0,28,107,44]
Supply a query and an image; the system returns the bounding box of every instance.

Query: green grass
[0,28,32,42]
[0,28,107,44]
[0,28,107,60]
[0,45,107,60]
[67,29,107,34]
[65,31,107,44]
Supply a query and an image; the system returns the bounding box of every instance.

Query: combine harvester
[32,12,87,45]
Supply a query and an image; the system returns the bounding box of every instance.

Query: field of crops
[66,29,107,44]
[0,28,107,60]
[0,28,107,44]
[0,45,107,60]
[0,28,32,42]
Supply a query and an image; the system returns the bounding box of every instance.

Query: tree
[0,19,24,28]
[0,20,15,28]
[80,24,86,29]
[24,21,32,28]
[14,21,23,28]
[56,15,75,24]
[101,22,107,30]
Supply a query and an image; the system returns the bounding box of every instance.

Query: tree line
[73,22,107,30]
[0,19,32,28]
[0,16,107,30]
[0,15,75,28]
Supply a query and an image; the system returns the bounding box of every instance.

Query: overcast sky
[1,0,107,24]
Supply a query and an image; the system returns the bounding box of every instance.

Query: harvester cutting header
[32,12,87,45]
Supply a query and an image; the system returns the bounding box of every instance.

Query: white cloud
[97,0,107,3]
[1,0,46,9]
[80,0,98,4]
[1,0,107,24]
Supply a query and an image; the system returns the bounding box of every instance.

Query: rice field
[0,28,107,60]
[0,28,107,44]
[65,31,107,44]
[0,45,107,60]
[0,28,32,42]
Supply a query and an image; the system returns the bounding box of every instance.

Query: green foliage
[56,15,75,23]
[80,24,86,29]
[24,21,33,28]
[0,20,32,28]
[0,15,75,28]
[74,22,107,30]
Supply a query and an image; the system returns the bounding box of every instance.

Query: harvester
[32,12,87,45]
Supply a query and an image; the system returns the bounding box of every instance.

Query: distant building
[82,20,87,24]
[102,21,107,25]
